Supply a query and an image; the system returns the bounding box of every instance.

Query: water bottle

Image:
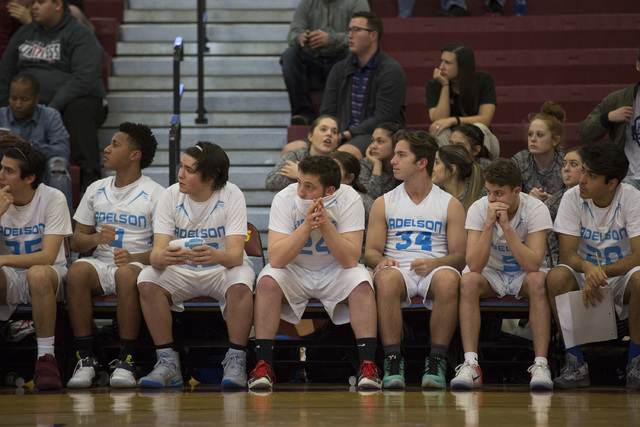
[5,372,25,387]
[513,0,526,16]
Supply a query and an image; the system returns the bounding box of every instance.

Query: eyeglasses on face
[347,26,373,34]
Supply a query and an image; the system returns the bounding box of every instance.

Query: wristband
[455,116,461,125]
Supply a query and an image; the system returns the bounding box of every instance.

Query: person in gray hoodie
[282,0,370,126]
[0,0,107,192]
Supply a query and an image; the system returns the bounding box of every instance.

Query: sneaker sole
[222,378,248,389]
[139,378,183,388]
[67,380,93,389]
[553,379,590,389]
[450,380,477,389]
[382,378,405,389]
[357,380,382,390]
[530,380,554,390]
[248,379,273,390]
[421,378,446,389]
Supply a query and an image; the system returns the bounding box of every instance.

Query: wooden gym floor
[0,383,638,426]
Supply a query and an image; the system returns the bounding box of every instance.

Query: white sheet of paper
[555,288,617,348]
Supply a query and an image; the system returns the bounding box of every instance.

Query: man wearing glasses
[281,0,370,126]
[319,11,407,162]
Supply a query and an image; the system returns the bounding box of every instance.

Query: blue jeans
[45,156,72,212]
[280,46,346,121]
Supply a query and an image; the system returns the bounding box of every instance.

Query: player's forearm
[466,230,493,272]
[0,252,58,269]
[320,226,361,269]
[559,251,592,274]
[602,253,640,278]
[503,227,544,273]
[128,250,151,265]
[215,247,244,269]
[435,252,466,272]
[70,231,101,254]
[364,249,385,270]
[149,248,168,270]
[268,226,312,268]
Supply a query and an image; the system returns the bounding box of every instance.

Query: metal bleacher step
[108,75,285,91]
[111,56,281,76]
[115,41,286,57]
[106,91,289,113]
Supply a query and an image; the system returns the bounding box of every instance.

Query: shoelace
[360,361,380,378]
[251,361,275,381]
[223,353,244,376]
[387,356,402,376]
[425,357,444,375]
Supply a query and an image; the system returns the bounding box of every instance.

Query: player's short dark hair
[352,11,383,42]
[579,142,629,186]
[483,158,522,190]
[184,142,229,191]
[11,72,39,95]
[394,130,438,177]
[298,155,341,191]
[4,142,47,189]
[118,122,157,169]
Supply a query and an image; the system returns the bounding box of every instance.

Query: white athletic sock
[534,356,548,366]
[464,352,479,365]
[227,348,244,356]
[37,336,55,358]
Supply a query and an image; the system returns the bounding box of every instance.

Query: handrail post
[170,37,184,185]
[195,0,208,124]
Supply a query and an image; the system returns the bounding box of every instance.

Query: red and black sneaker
[248,360,276,390]
[357,360,382,390]
[34,354,62,391]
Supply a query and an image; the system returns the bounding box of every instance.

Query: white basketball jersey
[74,175,166,263]
[153,182,248,270]
[554,183,640,266]
[466,193,552,272]
[269,183,365,270]
[0,184,72,268]
[383,183,451,268]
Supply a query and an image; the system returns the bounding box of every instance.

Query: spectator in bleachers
[65,123,165,390]
[512,101,566,202]
[579,45,640,191]
[284,11,407,162]
[365,130,466,389]
[449,123,496,169]
[266,115,339,192]
[427,42,496,145]
[282,0,369,126]
[0,0,107,193]
[137,142,255,389]
[431,144,484,213]
[398,0,505,17]
[250,155,380,391]
[547,143,640,390]
[544,147,583,266]
[359,121,401,200]
[452,158,554,390]
[0,73,72,210]
[331,150,374,238]
[0,142,73,391]
[0,0,30,59]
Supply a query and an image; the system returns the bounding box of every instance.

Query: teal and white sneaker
[382,354,405,389]
[422,355,447,389]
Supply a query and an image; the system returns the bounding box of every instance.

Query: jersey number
[395,231,432,251]
[188,242,220,268]
[502,255,522,273]
[5,238,42,255]
[300,236,330,256]
[586,244,624,266]
[109,228,125,248]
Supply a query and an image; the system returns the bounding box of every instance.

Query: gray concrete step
[108,75,285,91]
[115,41,286,56]
[128,0,298,10]
[112,56,280,76]
[124,9,293,23]
[119,23,288,43]
[98,127,287,151]
[107,91,289,113]
[103,112,289,128]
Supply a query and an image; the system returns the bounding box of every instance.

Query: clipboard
[555,287,617,348]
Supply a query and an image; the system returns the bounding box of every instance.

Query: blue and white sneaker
[139,350,183,388]
[221,349,247,388]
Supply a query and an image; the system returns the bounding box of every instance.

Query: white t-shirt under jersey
[466,192,552,273]
[74,175,166,263]
[268,183,365,271]
[554,183,640,266]
[383,183,452,269]
[153,182,248,270]
[0,184,72,268]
